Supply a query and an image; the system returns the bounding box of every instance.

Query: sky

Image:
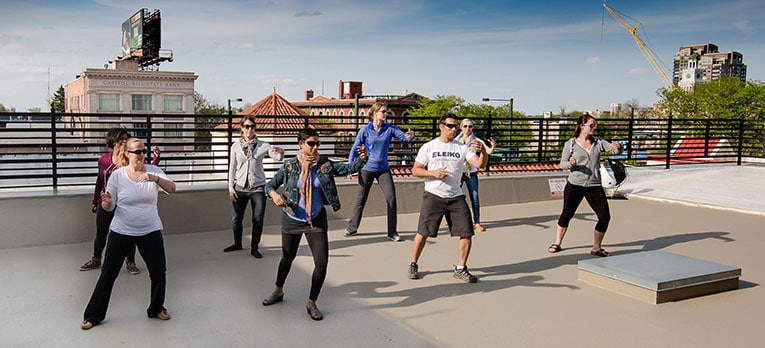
[1,0,763,115]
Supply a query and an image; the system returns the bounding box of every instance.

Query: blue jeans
[461,172,480,224]
[231,190,266,250]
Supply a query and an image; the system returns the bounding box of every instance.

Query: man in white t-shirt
[408,113,488,283]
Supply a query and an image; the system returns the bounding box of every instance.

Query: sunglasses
[462,125,473,128]
[242,124,255,129]
[377,109,388,113]
[305,141,321,148]
[127,149,148,155]
[582,123,597,128]
[441,123,459,129]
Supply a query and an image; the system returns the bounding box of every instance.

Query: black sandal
[590,248,611,257]
[262,293,284,306]
[306,304,323,321]
[548,244,562,253]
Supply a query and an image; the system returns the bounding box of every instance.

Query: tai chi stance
[226,115,283,257]
[455,118,496,232]
[262,128,367,320]
[82,138,176,330]
[408,113,488,283]
[345,102,414,241]
[549,113,623,257]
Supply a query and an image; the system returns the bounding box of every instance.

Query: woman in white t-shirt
[81,138,176,330]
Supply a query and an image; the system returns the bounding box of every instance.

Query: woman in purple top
[80,127,160,274]
[344,102,414,241]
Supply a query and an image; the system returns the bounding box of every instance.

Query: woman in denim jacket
[262,128,367,321]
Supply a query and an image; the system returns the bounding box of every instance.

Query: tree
[50,85,65,113]
[194,92,226,151]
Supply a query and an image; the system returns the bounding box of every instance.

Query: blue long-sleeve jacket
[348,122,412,172]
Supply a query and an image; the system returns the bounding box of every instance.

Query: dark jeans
[460,172,481,224]
[95,205,136,263]
[557,182,611,233]
[83,230,167,324]
[347,170,398,237]
[231,190,266,250]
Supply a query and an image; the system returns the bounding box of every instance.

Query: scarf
[239,137,257,158]
[296,149,319,226]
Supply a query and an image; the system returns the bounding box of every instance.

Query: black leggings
[276,232,329,302]
[557,182,611,233]
[95,205,136,263]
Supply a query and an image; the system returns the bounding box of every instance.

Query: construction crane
[603,2,674,89]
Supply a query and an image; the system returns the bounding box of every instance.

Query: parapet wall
[0,173,566,249]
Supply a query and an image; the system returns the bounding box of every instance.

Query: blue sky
[1,0,763,114]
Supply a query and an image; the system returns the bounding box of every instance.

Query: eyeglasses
[305,141,321,148]
[377,109,388,113]
[462,125,473,128]
[582,123,597,128]
[441,123,459,129]
[242,124,255,129]
[127,149,148,155]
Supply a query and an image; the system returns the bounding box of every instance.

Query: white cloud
[585,56,600,64]
[629,67,649,75]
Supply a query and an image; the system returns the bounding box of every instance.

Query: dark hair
[297,127,319,143]
[573,112,596,138]
[439,112,458,125]
[105,127,130,149]
[239,115,256,127]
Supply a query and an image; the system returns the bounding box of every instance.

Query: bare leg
[410,234,427,263]
[549,225,568,252]
[592,230,606,252]
[457,236,472,266]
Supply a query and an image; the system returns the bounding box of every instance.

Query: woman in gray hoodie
[549,113,622,257]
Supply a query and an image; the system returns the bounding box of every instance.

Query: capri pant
[557,182,611,233]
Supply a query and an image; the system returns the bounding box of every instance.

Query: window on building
[163,95,183,112]
[98,93,120,111]
[164,122,183,138]
[132,94,152,111]
[132,122,148,138]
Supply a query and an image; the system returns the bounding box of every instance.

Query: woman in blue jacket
[262,128,367,321]
[344,102,414,241]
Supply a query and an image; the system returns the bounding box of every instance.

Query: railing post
[227,113,233,168]
[704,118,711,157]
[50,112,58,192]
[146,115,153,162]
[737,118,744,166]
[665,116,673,169]
[537,118,544,161]
[627,107,634,161]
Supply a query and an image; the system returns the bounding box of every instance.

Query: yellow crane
[603,2,674,89]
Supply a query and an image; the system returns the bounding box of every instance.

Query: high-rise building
[673,43,747,89]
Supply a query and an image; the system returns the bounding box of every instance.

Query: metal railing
[1,112,763,192]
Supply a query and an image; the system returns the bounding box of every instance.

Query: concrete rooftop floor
[1,164,763,347]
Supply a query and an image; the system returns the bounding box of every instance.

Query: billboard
[120,9,162,63]
[121,10,144,57]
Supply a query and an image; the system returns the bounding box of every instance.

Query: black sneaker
[80,257,101,271]
[388,234,403,242]
[125,261,141,275]
[453,266,478,283]
[407,262,419,280]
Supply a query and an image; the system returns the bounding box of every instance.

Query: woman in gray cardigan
[226,115,283,257]
[549,113,622,257]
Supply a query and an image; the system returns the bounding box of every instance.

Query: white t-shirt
[415,137,477,198]
[105,165,169,236]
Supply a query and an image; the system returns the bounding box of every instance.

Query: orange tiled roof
[216,92,332,135]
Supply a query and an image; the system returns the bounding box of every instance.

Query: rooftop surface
[1,164,763,347]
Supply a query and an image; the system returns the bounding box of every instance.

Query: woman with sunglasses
[226,115,284,257]
[262,128,367,320]
[344,102,414,241]
[455,118,496,232]
[81,128,160,275]
[549,113,622,257]
[82,138,176,330]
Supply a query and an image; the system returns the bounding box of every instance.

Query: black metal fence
[1,112,763,192]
